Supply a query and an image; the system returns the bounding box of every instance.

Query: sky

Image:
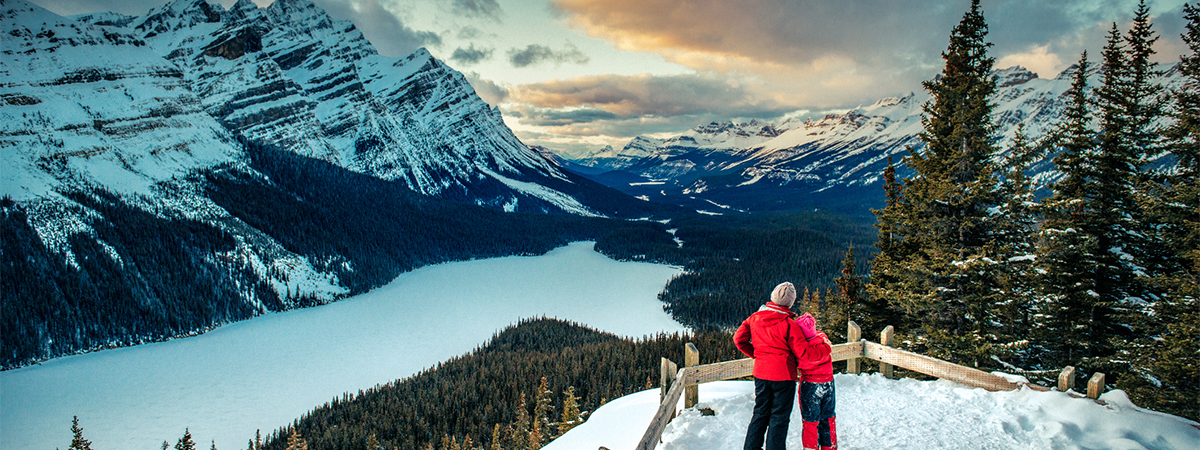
[31,0,1197,157]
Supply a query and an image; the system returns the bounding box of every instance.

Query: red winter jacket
[796,331,833,383]
[733,302,821,381]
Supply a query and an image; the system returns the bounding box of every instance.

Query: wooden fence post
[1058,366,1076,392]
[846,321,861,374]
[879,325,894,379]
[1087,373,1105,399]
[661,357,677,401]
[684,343,700,408]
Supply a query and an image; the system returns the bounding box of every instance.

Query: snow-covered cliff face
[574,65,1185,216]
[1,0,248,241]
[124,0,584,210]
[7,0,599,213]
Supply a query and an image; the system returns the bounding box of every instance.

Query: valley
[1,243,684,450]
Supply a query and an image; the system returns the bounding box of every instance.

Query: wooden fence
[636,321,1106,450]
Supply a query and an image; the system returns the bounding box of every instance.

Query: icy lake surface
[1,242,686,450]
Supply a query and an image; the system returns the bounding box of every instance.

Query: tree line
[816,0,1197,420]
[252,318,740,450]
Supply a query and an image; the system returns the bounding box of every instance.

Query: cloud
[996,44,1065,79]
[551,0,955,71]
[494,72,799,149]
[313,0,442,57]
[452,44,494,65]
[505,106,621,126]
[500,72,795,143]
[464,72,509,106]
[511,73,798,118]
[457,26,484,39]
[507,43,590,67]
[549,0,1191,104]
[448,0,504,22]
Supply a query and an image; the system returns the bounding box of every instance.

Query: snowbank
[545,374,1200,450]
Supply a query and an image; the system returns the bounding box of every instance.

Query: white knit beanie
[771,282,796,308]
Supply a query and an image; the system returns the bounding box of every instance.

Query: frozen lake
[1,242,686,450]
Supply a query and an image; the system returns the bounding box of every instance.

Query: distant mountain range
[561,65,1186,218]
[0,0,673,368]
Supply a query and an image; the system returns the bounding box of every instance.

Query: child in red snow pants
[794,313,837,450]
[799,379,836,450]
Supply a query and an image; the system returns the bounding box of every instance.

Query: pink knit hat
[796,313,817,341]
[771,282,796,307]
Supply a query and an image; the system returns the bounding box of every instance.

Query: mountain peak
[133,0,222,36]
[230,0,258,16]
[994,65,1038,87]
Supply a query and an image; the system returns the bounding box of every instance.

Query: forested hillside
[645,212,876,330]
[258,318,740,450]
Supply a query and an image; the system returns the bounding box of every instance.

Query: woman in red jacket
[733,282,825,450]
[795,313,836,450]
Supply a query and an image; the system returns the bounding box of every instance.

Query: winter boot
[802,420,819,450]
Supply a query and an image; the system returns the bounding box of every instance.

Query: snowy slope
[546,375,1200,450]
[575,65,1186,216]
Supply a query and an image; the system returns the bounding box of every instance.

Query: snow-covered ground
[547,375,1200,450]
[0,242,685,450]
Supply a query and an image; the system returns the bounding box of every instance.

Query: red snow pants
[799,380,837,450]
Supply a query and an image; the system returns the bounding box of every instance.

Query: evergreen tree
[873,0,1005,366]
[1036,52,1106,375]
[366,433,381,450]
[507,393,530,450]
[555,386,583,438]
[1119,3,1200,421]
[176,429,197,450]
[531,377,553,449]
[68,416,92,450]
[490,424,501,450]
[284,429,307,450]
[866,157,909,333]
[1124,0,1166,156]
[1089,17,1160,378]
[1115,0,1169,374]
[990,124,1043,367]
[211,441,218,450]
[821,247,862,342]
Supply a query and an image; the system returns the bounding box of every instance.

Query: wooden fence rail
[636,321,1105,450]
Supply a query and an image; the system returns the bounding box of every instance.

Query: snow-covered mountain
[572,137,663,172]
[573,65,1186,217]
[0,0,665,368]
